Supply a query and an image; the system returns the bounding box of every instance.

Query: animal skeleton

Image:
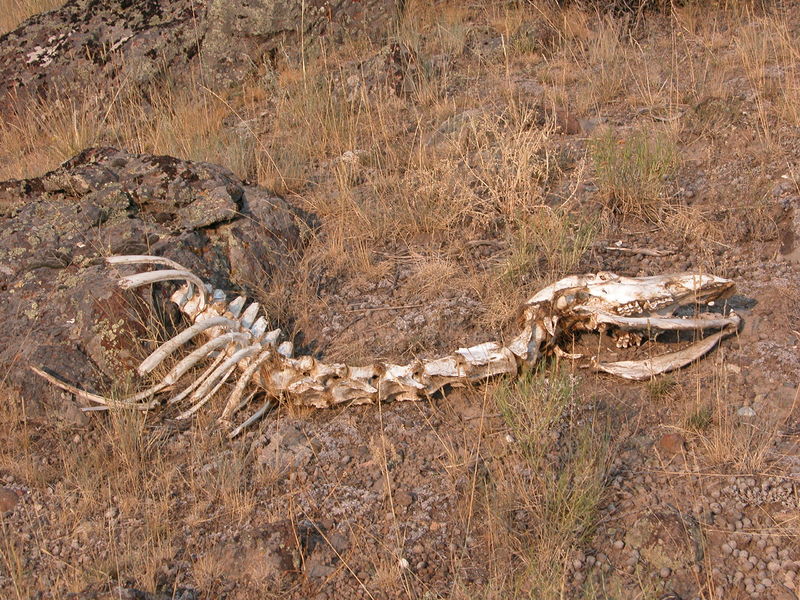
[33,256,741,437]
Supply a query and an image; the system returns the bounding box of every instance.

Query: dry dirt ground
[1,2,800,599]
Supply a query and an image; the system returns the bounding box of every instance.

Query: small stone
[769,561,781,573]
[660,567,672,578]
[394,490,413,509]
[656,433,685,454]
[0,487,19,513]
[613,539,625,550]
[737,406,756,418]
[398,558,410,570]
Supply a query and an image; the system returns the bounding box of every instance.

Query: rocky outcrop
[0,0,205,105]
[203,0,404,88]
[0,0,403,104]
[0,147,306,421]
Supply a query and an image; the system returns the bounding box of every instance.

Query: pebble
[0,487,19,513]
[737,406,756,417]
[656,433,685,455]
[613,539,625,550]
[660,567,672,578]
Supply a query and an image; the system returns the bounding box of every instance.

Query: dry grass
[590,125,678,221]
[685,362,785,473]
[0,0,62,35]
[474,366,612,599]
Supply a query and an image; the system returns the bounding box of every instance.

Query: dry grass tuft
[479,365,612,598]
[688,364,783,473]
[590,125,678,221]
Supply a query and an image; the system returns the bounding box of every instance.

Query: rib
[161,332,250,386]
[138,316,239,375]
[219,347,273,422]
[177,365,238,420]
[29,366,160,410]
[166,352,228,405]
[228,399,276,439]
[106,255,188,270]
[118,269,208,310]
[180,344,263,415]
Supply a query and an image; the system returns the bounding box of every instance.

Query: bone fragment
[604,246,673,257]
[593,328,732,380]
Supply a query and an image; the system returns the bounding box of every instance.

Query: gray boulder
[0,0,403,104]
[0,147,306,421]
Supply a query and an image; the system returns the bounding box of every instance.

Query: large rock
[0,0,205,105]
[0,0,402,104]
[203,0,402,87]
[0,147,306,421]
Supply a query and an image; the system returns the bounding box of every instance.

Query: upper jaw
[669,273,736,308]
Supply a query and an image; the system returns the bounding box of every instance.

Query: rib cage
[32,256,742,438]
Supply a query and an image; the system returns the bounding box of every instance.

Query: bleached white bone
[29,366,161,410]
[161,332,251,386]
[219,347,273,422]
[118,269,209,310]
[177,365,237,420]
[240,302,261,330]
[182,344,262,413]
[167,351,228,405]
[33,255,742,438]
[138,316,238,375]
